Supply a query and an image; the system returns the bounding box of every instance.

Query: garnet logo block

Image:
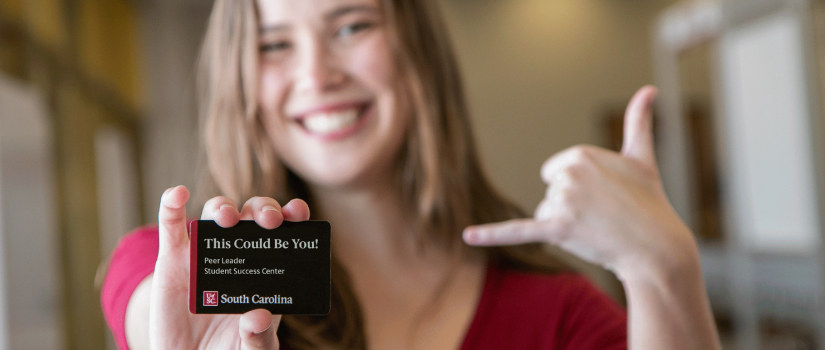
[203,291,219,306]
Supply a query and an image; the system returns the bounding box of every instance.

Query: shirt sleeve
[100,226,160,350]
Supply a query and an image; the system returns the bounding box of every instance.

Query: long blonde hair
[197,0,566,348]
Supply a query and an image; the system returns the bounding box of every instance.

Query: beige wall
[441,0,677,211]
[137,1,209,217]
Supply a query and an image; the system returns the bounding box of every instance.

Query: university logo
[203,291,219,306]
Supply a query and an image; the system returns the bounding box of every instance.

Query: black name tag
[189,220,331,315]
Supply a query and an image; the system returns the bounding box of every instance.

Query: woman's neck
[308,176,423,268]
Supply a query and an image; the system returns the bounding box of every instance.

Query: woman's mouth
[304,107,360,133]
[294,102,371,140]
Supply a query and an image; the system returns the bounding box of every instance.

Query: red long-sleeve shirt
[101,226,627,349]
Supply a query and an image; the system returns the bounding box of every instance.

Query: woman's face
[256,0,408,190]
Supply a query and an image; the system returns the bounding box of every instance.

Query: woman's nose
[294,41,345,93]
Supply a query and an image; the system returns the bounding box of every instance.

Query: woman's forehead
[256,0,380,27]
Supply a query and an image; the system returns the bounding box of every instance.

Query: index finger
[463,218,564,246]
[201,196,240,228]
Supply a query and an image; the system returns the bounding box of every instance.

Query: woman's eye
[336,22,373,38]
[260,41,292,53]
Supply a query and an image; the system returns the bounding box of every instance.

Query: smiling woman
[100,0,721,349]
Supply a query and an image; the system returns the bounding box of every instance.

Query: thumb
[240,309,281,350]
[150,185,191,350]
[621,85,658,167]
[157,185,190,259]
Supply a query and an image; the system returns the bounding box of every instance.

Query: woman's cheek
[258,64,290,116]
[350,34,396,87]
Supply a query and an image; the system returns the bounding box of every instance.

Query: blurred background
[1,0,824,348]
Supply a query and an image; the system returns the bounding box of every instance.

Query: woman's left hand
[464,85,721,349]
[463,85,697,280]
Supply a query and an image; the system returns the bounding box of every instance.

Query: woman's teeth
[303,108,360,134]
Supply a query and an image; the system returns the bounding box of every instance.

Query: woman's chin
[299,166,383,192]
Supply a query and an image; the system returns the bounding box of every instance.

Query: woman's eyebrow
[259,5,377,34]
[325,4,379,20]
[259,24,289,34]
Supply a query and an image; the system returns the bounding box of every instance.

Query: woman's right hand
[150,185,310,349]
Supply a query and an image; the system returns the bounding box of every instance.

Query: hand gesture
[463,86,697,279]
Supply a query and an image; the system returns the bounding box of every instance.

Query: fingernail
[253,322,272,335]
[463,229,478,243]
[219,204,233,211]
[262,205,280,213]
